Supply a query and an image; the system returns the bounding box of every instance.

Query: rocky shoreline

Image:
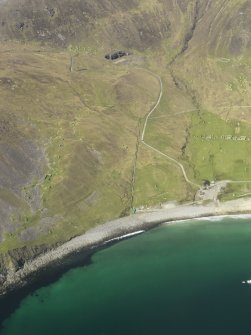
[1,198,251,297]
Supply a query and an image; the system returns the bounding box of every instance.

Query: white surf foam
[103,230,145,245]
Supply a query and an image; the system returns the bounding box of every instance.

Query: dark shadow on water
[0,248,94,330]
[0,238,126,330]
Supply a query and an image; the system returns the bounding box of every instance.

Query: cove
[2,217,251,335]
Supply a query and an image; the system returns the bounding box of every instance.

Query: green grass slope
[0,43,162,251]
[1,0,251,257]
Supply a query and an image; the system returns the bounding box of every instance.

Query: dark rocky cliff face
[0,244,52,280]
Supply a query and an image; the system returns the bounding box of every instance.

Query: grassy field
[186,111,251,183]
[133,145,194,208]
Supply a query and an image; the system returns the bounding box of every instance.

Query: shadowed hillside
[0,0,198,51]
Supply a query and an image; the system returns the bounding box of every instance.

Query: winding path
[139,69,251,198]
[141,73,163,142]
[140,70,200,188]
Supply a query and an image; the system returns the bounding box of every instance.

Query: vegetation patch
[186,111,251,183]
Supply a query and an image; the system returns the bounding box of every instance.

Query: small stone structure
[105,51,130,60]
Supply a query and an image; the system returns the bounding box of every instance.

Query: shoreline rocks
[1,198,251,297]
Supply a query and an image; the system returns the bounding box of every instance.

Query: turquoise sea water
[2,217,251,335]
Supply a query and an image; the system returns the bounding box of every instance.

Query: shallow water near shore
[2,217,251,335]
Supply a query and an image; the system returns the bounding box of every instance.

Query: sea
[1,216,251,335]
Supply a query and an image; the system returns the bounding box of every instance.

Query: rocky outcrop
[0,243,57,285]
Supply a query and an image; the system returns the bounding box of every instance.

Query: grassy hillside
[0,0,197,51]
[0,42,163,252]
[1,0,251,256]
